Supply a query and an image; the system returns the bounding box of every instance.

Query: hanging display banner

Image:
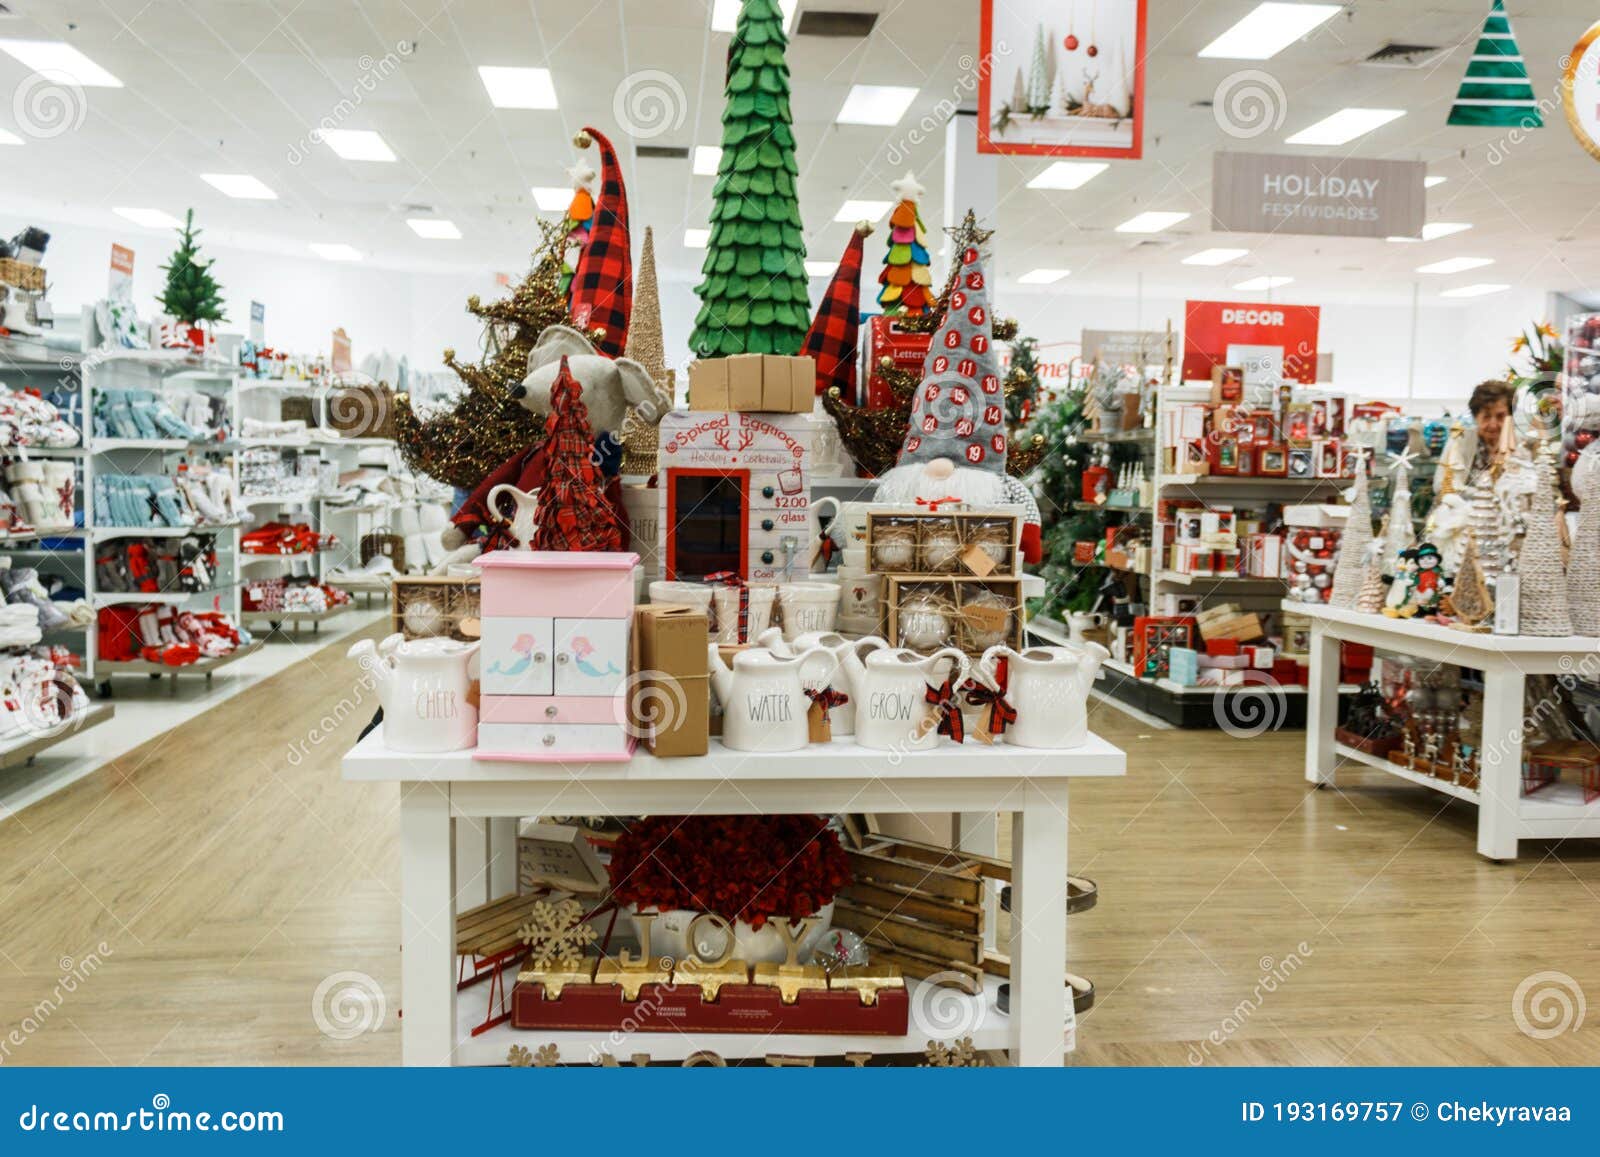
[1211,152,1425,239]
[1081,328,1166,368]
[108,244,134,296]
[1182,301,1320,385]
[977,0,1146,159]
[1562,20,1600,162]
[249,301,265,345]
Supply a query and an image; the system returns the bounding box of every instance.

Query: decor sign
[978,0,1146,159]
[1211,152,1425,239]
[1182,301,1320,386]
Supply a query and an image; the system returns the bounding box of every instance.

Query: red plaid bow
[816,532,838,564]
[962,676,1018,736]
[925,678,964,744]
[915,496,961,512]
[703,571,748,642]
[805,686,850,719]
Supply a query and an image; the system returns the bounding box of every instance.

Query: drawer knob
[545,705,558,718]
[541,733,556,747]
[556,653,570,665]
[761,485,774,498]
[760,550,774,564]
[761,518,774,531]
[533,651,548,663]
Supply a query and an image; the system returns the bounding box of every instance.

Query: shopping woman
[1441,379,1516,486]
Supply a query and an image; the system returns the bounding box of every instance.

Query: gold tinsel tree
[823,212,1042,478]
[619,225,672,476]
[393,220,569,489]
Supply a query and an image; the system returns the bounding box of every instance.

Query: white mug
[777,581,840,640]
[835,568,881,621]
[812,497,873,550]
[713,583,777,644]
[840,546,869,570]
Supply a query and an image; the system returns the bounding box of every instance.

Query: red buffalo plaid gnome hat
[528,356,625,553]
[800,221,871,405]
[568,127,632,358]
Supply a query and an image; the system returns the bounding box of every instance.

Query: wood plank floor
[1,626,1596,1065]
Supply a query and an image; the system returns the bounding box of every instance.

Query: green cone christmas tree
[158,209,226,328]
[1447,0,1541,127]
[690,0,809,357]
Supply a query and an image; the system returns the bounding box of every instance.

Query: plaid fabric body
[800,229,865,405]
[568,127,632,357]
[529,357,623,553]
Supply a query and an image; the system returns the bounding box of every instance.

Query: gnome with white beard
[871,243,1042,563]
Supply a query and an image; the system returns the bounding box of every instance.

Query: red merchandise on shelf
[240,521,340,555]
[862,315,932,409]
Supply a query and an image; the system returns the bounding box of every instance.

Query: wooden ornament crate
[0,258,45,293]
[885,575,1024,658]
[865,508,1020,579]
[392,575,481,641]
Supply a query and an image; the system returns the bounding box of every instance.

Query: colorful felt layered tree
[557,157,595,302]
[877,171,932,316]
[690,0,810,356]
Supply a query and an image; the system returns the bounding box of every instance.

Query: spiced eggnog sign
[1211,152,1424,239]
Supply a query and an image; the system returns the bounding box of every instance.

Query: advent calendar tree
[690,0,809,356]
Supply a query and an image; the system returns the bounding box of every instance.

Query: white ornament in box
[657,410,815,584]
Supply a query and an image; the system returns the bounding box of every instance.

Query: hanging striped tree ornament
[1447,0,1542,127]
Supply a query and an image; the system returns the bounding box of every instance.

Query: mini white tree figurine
[1516,448,1572,637]
[1355,513,1392,614]
[1010,66,1027,113]
[1566,448,1600,635]
[1051,74,1073,118]
[1465,481,1506,579]
[1382,447,1417,574]
[1330,451,1373,607]
[1448,531,1493,629]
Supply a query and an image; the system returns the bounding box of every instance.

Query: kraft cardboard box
[689,355,814,413]
[632,604,709,756]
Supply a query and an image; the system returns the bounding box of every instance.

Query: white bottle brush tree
[158,209,227,342]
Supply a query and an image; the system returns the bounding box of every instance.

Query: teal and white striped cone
[1447,0,1542,127]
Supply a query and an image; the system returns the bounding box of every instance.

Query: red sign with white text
[1182,300,1320,385]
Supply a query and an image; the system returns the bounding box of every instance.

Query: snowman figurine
[870,245,1042,563]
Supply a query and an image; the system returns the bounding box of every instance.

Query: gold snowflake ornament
[518,898,598,970]
[535,1043,561,1068]
[921,1038,988,1068]
[507,1044,533,1068]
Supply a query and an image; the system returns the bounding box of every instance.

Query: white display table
[1295,601,1600,860]
[342,732,1126,1067]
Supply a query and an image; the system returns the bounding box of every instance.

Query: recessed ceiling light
[1285,107,1405,146]
[1018,268,1070,284]
[1440,283,1510,298]
[1182,247,1250,266]
[0,129,25,146]
[0,39,122,87]
[1026,161,1109,190]
[1416,256,1493,274]
[1386,222,1473,243]
[201,173,277,200]
[1116,211,1190,234]
[712,0,798,33]
[530,186,572,212]
[835,199,893,223]
[684,228,710,248]
[805,260,837,277]
[310,243,362,262]
[113,207,182,229]
[477,66,558,110]
[1424,175,1447,188]
[1197,3,1341,60]
[1234,275,1294,290]
[321,129,397,162]
[407,218,461,240]
[837,84,919,126]
[692,146,722,176]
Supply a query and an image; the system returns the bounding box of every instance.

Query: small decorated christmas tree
[1465,481,1507,579]
[557,157,596,302]
[530,356,624,553]
[690,0,809,357]
[158,209,227,329]
[1382,451,1417,574]
[1006,334,1041,428]
[1567,455,1600,635]
[1026,25,1051,114]
[877,172,933,316]
[1449,532,1493,627]
[1518,450,1572,636]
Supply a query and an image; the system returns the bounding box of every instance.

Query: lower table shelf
[452,971,1021,1066]
[95,640,264,681]
[0,701,115,770]
[242,605,350,631]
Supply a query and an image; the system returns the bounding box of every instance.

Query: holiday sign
[1562,19,1600,162]
[978,0,1146,159]
[1182,301,1320,386]
[1211,152,1425,239]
